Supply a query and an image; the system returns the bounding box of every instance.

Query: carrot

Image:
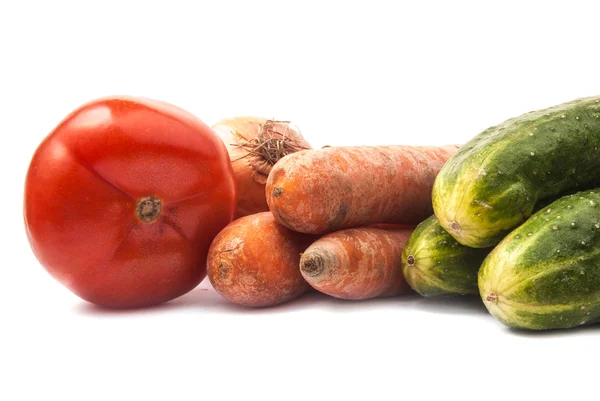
[266,145,459,234]
[299,227,414,300]
[207,212,314,307]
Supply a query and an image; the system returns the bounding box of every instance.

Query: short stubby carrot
[207,212,314,307]
[299,227,414,300]
[266,145,459,234]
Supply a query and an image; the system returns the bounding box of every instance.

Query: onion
[212,117,311,218]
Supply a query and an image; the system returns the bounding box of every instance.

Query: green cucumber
[401,215,490,297]
[432,96,600,248]
[479,189,600,330]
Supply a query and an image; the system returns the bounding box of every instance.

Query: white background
[2,1,599,400]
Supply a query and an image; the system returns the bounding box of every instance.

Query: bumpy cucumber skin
[433,96,600,248]
[402,216,490,297]
[479,190,600,330]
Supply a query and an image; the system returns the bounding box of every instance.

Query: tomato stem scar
[136,196,162,223]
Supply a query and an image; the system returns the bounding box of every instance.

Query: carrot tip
[273,187,283,198]
[300,253,325,278]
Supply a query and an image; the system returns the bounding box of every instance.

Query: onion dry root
[212,117,311,218]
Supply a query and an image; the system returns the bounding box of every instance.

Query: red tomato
[24,97,236,308]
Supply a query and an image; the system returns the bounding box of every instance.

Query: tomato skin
[24,97,236,308]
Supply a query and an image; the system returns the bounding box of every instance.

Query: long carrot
[266,145,459,234]
[207,212,314,307]
[299,226,413,300]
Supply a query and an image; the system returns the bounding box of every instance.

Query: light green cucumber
[433,96,600,248]
[401,216,490,297]
[479,189,600,330]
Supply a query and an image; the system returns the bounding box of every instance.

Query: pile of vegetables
[23,95,600,331]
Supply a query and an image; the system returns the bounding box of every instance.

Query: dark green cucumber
[479,189,600,330]
[401,215,490,297]
[432,96,600,248]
